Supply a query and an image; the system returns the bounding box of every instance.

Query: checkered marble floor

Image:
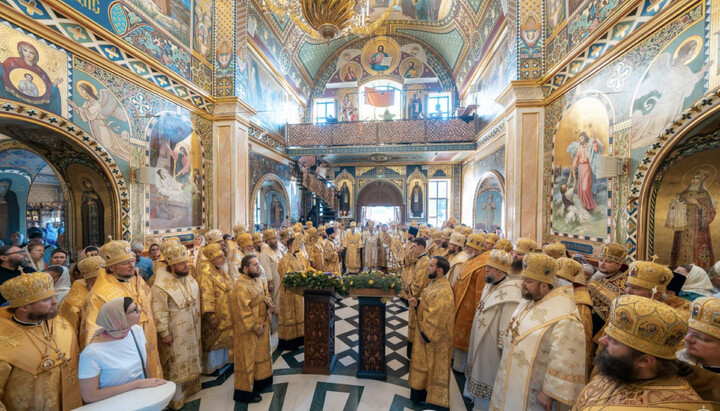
[180,298,472,411]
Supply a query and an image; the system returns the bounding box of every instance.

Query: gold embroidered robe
[277,252,305,340]
[260,244,283,304]
[81,269,163,379]
[386,231,404,273]
[58,279,90,334]
[322,238,341,275]
[677,349,720,403]
[466,276,523,402]
[401,242,418,300]
[453,252,489,351]
[574,285,594,376]
[151,267,202,396]
[408,276,454,408]
[490,286,587,410]
[408,255,430,344]
[572,374,711,410]
[197,260,234,353]
[446,250,470,287]
[587,270,627,338]
[343,231,362,273]
[229,274,273,392]
[308,241,325,272]
[0,309,82,411]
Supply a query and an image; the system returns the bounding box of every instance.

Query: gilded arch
[249,173,290,229]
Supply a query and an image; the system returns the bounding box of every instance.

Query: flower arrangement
[343,271,402,294]
[282,268,347,296]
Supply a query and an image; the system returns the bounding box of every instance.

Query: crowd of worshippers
[0,219,719,410]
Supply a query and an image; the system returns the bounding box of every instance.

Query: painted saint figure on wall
[409,92,423,119]
[668,169,716,270]
[270,194,284,228]
[482,193,496,230]
[344,66,357,82]
[340,182,351,215]
[81,178,104,247]
[410,181,423,218]
[0,41,63,115]
[567,131,602,211]
[370,45,390,72]
[404,61,418,78]
[340,94,358,122]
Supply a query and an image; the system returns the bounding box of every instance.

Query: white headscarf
[681,264,714,297]
[53,266,72,305]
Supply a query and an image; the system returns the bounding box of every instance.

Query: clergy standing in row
[680,296,720,402]
[587,243,628,338]
[230,255,274,404]
[151,244,202,409]
[490,253,586,410]
[408,255,454,410]
[81,240,163,378]
[406,237,430,357]
[446,232,469,287]
[277,234,305,350]
[0,271,82,410]
[465,250,522,410]
[58,256,103,334]
[198,242,234,373]
[452,233,488,372]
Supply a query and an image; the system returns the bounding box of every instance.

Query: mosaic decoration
[543,0,673,95]
[472,171,504,231]
[248,126,287,153]
[213,0,235,96]
[250,173,291,228]
[0,1,213,112]
[194,0,214,61]
[627,88,720,261]
[247,52,303,135]
[454,0,506,91]
[469,146,506,179]
[567,0,625,49]
[0,98,131,240]
[517,0,543,79]
[465,36,510,129]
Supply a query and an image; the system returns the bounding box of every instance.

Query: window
[428,179,449,228]
[427,92,451,119]
[359,80,403,121]
[314,98,336,124]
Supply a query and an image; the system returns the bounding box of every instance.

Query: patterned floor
[180,297,472,411]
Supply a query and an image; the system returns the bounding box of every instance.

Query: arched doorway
[0,107,126,255]
[250,174,290,230]
[356,179,405,225]
[631,89,720,268]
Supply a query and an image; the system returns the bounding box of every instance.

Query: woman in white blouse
[78,297,166,403]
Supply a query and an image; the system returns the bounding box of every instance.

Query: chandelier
[262,0,397,41]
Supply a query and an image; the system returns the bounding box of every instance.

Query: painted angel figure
[69,82,132,159]
[567,131,603,211]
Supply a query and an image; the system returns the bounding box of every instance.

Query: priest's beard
[594,348,642,383]
[246,269,261,278]
[510,257,524,275]
[254,244,262,252]
[428,270,439,280]
[171,266,190,277]
[441,240,449,249]
[269,241,278,251]
[28,308,58,322]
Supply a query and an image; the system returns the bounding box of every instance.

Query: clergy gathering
[1,0,720,409]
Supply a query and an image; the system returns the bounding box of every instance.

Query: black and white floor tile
[180,298,472,411]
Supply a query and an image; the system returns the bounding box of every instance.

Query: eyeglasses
[2,250,27,256]
[686,331,718,344]
[127,306,141,314]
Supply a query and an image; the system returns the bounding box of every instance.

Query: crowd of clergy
[0,217,719,410]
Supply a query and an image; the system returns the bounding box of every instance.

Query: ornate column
[212,98,256,232]
[501,80,544,241]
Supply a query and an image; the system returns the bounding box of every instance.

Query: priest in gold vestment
[0,271,82,411]
[573,295,711,410]
[490,253,586,411]
[408,255,454,410]
[555,257,595,376]
[445,232,468,287]
[151,245,202,409]
[277,234,305,350]
[306,228,325,271]
[587,243,628,339]
[230,255,274,404]
[58,256,103,334]
[323,227,342,274]
[465,250,522,410]
[452,233,488,372]
[81,240,163,379]
[400,226,419,302]
[197,242,235,373]
[343,222,362,274]
[406,237,430,358]
[678,296,720,403]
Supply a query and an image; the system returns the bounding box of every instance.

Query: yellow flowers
[368,280,374,285]
[350,281,354,286]
[301,273,307,278]
[391,282,395,288]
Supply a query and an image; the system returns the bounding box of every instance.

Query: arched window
[359,80,403,121]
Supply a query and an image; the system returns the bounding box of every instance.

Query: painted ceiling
[0,148,50,182]
[311,150,472,165]
[255,0,504,90]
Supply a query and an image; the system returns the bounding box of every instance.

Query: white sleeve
[78,346,101,379]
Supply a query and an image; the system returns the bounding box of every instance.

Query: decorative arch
[0,99,128,243]
[356,179,405,223]
[249,173,290,228]
[472,170,505,231]
[334,169,355,218]
[628,88,720,262]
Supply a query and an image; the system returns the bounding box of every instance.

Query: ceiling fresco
[0,148,49,181]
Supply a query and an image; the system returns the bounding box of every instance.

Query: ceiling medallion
[261,0,398,41]
[369,153,391,162]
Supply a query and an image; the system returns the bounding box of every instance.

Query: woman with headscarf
[678,264,715,302]
[78,297,166,403]
[47,265,71,305]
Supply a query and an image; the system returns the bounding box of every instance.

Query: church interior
[0,0,719,409]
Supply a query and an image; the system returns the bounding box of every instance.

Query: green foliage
[342,271,402,294]
[282,268,347,296]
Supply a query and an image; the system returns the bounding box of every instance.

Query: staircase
[301,170,336,209]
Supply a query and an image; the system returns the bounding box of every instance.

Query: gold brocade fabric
[308,242,325,272]
[81,270,163,379]
[587,270,627,322]
[408,277,454,409]
[677,349,720,403]
[343,232,362,272]
[322,239,341,275]
[0,308,82,411]
[277,253,305,341]
[446,250,470,287]
[572,374,711,410]
[229,274,273,392]
[453,253,489,351]
[58,280,89,334]
[151,267,202,385]
[400,242,417,299]
[198,260,235,352]
[408,255,430,344]
[574,286,594,376]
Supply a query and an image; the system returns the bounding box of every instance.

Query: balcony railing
[301,170,336,209]
[287,117,478,147]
